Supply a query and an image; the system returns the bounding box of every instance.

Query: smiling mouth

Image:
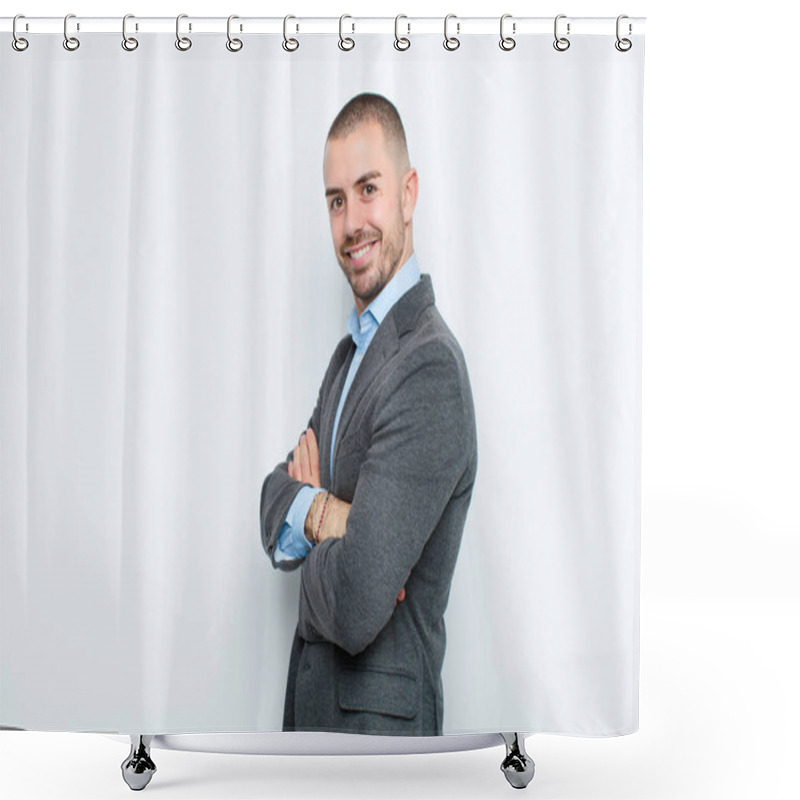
[345,240,378,268]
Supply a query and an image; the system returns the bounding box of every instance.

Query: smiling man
[260,92,478,736]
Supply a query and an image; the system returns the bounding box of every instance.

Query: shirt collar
[346,252,421,347]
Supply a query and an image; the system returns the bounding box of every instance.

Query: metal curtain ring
[553,14,570,51]
[12,14,29,51]
[615,14,632,51]
[499,13,516,51]
[176,13,192,50]
[226,14,243,51]
[63,13,80,51]
[394,14,410,51]
[283,15,299,51]
[122,14,138,51]
[443,14,460,51]
[339,14,355,51]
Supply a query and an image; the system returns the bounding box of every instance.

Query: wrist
[304,493,319,542]
[305,490,331,543]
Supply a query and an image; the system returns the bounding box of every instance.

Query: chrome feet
[500,732,535,789]
[121,735,156,791]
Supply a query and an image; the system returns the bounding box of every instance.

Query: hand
[288,427,321,488]
[394,587,406,607]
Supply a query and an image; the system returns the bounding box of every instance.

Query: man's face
[323,122,412,314]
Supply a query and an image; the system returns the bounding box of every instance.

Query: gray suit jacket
[260,273,477,735]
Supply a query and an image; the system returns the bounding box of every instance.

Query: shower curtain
[1,23,644,737]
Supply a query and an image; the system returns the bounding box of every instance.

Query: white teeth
[350,242,373,259]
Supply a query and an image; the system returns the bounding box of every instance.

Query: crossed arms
[288,428,405,605]
[261,340,471,656]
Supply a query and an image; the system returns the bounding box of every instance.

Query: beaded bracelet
[314,491,331,544]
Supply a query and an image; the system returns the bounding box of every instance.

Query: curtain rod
[1,16,646,37]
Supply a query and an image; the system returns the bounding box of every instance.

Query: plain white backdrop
[1,1,797,798]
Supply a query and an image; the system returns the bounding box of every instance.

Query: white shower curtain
[1,27,643,736]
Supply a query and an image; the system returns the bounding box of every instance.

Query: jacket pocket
[338,665,419,720]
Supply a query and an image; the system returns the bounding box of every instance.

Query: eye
[362,183,375,197]
[329,196,343,212]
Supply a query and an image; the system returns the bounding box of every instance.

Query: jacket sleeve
[260,426,320,572]
[296,341,474,655]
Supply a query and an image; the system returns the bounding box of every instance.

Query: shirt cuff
[274,485,326,562]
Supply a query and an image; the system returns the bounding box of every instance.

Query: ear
[401,167,418,224]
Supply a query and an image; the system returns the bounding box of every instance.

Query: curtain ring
[63,13,80,51]
[226,15,243,52]
[394,14,410,51]
[615,14,632,51]
[12,14,29,52]
[338,14,355,51]
[175,13,192,51]
[499,13,516,51]
[443,14,460,51]
[122,14,139,51]
[283,15,299,51]
[553,14,570,51]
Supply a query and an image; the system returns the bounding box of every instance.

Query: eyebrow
[325,170,382,198]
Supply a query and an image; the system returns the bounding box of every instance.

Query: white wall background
[1,0,797,798]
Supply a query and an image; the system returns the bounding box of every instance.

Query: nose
[343,197,367,240]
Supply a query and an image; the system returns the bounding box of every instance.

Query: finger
[306,428,321,487]
[293,445,301,480]
[396,587,406,603]
[298,433,311,483]
[288,458,295,479]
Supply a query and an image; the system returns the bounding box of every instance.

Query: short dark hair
[327,92,410,169]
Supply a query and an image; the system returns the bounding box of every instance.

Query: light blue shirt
[274,252,422,562]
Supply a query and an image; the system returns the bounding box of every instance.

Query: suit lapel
[330,273,436,474]
[332,315,400,460]
[323,345,354,487]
